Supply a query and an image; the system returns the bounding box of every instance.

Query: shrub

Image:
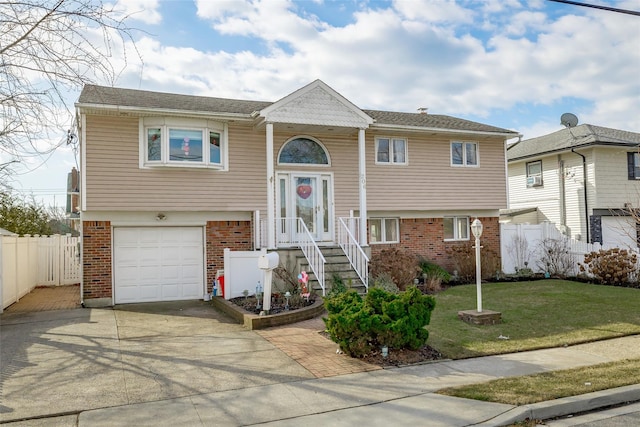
[536,238,575,278]
[370,273,400,294]
[323,286,436,357]
[579,248,638,287]
[327,272,349,297]
[369,248,420,290]
[446,244,500,283]
[418,258,450,293]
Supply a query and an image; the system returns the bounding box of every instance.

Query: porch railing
[338,217,369,291]
[259,217,326,295]
[295,219,326,296]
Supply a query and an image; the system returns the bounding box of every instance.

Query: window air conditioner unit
[526,176,542,187]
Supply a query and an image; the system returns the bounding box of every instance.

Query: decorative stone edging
[210,296,325,330]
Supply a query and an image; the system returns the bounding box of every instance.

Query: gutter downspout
[571,147,589,243]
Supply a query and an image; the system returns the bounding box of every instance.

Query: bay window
[141,118,227,169]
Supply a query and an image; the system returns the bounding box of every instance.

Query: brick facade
[369,217,501,274]
[82,221,112,300]
[205,221,253,293]
[82,220,253,302]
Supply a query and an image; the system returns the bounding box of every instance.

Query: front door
[277,173,333,242]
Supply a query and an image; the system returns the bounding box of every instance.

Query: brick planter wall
[369,217,501,274]
[82,221,112,300]
[206,220,253,293]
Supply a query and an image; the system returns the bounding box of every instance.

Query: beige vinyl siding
[593,146,640,208]
[84,115,267,211]
[366,134,507,211]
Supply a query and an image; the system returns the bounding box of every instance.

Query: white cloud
[112,0,162,25]
[112,0,640,132]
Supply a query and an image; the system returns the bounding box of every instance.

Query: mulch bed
[229,295,316,315]
[359,344,443,367]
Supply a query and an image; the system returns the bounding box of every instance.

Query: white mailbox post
[258,252,279,313]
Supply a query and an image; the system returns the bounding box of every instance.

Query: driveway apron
[0,301,313,422]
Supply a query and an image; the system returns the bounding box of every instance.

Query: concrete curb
[476,384,640,426]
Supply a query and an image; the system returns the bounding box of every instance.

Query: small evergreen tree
[0,191,53,235]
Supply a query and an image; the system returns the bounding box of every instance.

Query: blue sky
[11,0,640,208]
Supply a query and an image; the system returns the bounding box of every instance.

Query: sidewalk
[78,335,640,426]
[2,288,639,426]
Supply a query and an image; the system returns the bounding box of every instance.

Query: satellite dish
[560,113,579,128]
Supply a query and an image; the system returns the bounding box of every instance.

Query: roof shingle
[507,124,640,161]
[78,84,517,135]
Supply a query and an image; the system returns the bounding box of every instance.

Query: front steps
[275,246,367,295]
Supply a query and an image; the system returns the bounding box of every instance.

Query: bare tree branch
[0,0,141,187]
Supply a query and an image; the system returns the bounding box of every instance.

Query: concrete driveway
[0,300,313,423]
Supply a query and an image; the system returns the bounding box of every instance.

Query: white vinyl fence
[1,234,80,311]
[501,222,640,277]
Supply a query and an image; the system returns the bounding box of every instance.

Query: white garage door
[113,227,204,304]
[601,217,637,250]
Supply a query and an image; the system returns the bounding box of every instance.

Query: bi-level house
[76,80,517,306]
[506,124,640,249]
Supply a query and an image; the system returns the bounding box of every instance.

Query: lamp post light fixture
[471,218,483,313]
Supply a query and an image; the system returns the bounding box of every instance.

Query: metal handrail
[296,219,326,296]
[338,217,369,291]
[267,217,326,295]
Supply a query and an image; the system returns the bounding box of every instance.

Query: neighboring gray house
[505,124,640,249]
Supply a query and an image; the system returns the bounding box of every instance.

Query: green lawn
[438,358,640,405]
[428,280,640,359]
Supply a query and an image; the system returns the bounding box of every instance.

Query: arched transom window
[278,137,329,165]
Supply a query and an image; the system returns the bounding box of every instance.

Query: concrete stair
[274,246,367,295]
[298,246,367,295]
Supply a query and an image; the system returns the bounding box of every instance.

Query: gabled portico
[257,80,374,250]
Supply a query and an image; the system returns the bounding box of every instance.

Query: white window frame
[139,117,228,170]
[375,137,408,165]
[443,216,470,241]
[450,141,479,167]
[369,217,400,244]
[277,135,331,167]
[526,160,543,187]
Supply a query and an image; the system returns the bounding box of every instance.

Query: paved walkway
[3,284,81,313]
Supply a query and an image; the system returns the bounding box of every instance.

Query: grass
[428,279,640,360]
[438,358,640,405]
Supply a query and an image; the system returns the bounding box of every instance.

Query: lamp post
[471,218,483,313]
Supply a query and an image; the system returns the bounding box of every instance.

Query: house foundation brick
[369,217,501,274]
[206,220,253,293]
[82,221,112,300]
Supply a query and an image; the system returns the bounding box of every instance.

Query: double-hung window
[628,152,640,180]
[443,216,469,241]
[451,141,478,167]
[376,137,407,165]
[369,218,399,244]
[142,118,227,169]
[526,160,543,187]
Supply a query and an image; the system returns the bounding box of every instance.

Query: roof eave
[371,123,518,138]
[508,141,640,162]
[74,102,255,121]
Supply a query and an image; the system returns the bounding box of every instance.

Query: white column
[266,123,276,249]
[358,128,368,246]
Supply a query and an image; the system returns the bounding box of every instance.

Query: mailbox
[258,252,279,270]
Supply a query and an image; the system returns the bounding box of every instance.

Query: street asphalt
[1,301,639,426]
